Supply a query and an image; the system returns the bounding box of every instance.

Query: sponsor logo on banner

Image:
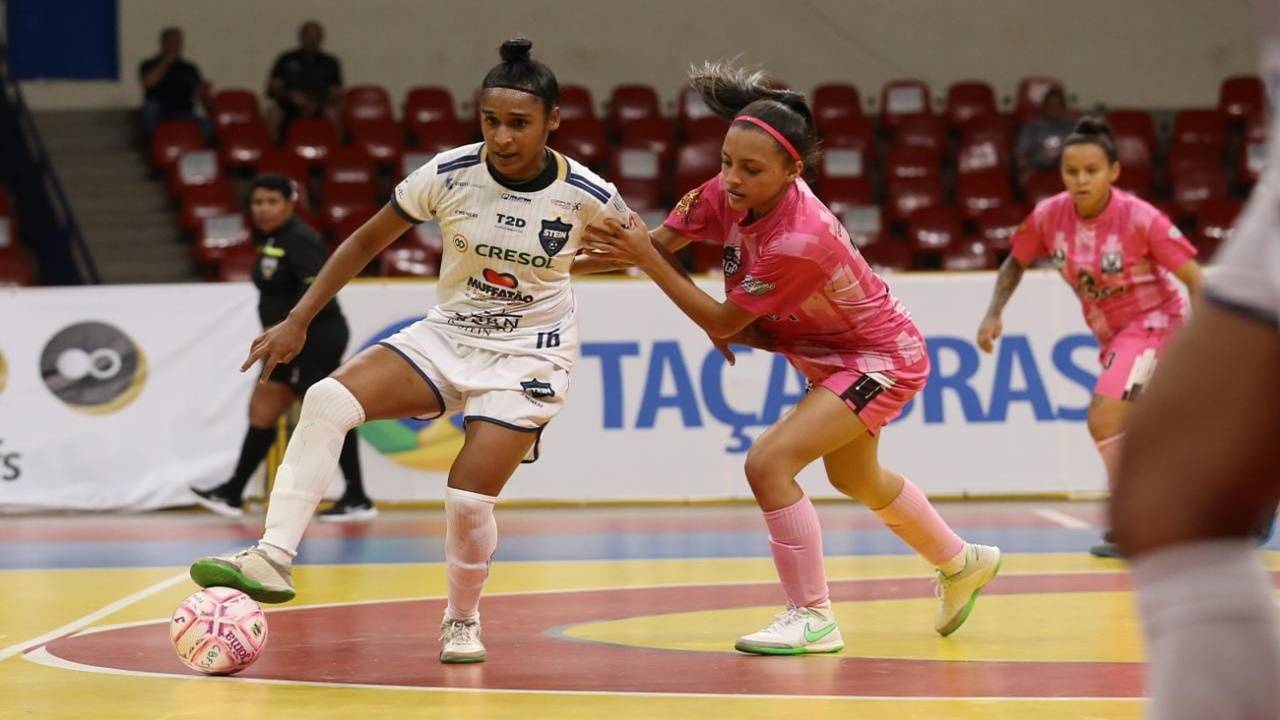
[40,321,148,414]
[354,318,465,472]
[580,333,1099,453]
[538,217,572,256]
[0,438,20,481]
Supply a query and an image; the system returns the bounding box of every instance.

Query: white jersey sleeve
[391,148,479,224]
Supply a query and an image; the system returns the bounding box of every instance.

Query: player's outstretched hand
[242,317,308,382]
[583,214,657,270]
[976,315,1003,353]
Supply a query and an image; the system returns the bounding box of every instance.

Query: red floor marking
[46,573,1151,698]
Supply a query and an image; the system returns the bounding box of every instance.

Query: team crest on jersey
[723,246,742,275]
[674,187,702,222]
[741,275,775,296]
[259,256,278,280]
[1100,250,1124,275]
[539,217,572,256]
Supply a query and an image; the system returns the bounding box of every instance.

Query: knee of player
[743,444,795,488]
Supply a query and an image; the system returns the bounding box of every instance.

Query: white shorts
[378,319,575,463]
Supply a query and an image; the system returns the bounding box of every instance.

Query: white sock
[444,487,498,622]
[939,544,969,576]
[1133,539,1280,720]
[259,378,365,560]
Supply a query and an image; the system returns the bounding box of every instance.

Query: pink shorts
[1095,325,1179,400]
[817,356,930,436]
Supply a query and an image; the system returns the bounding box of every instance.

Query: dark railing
[0,27,98,284]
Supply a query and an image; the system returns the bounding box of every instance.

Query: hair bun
[500,37,533,63]
[1073,115,1112,137]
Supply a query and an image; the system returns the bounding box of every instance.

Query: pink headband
[735,115,802,163]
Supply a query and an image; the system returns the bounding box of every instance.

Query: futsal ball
[170,587,268,675]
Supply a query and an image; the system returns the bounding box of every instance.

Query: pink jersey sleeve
[663,176,727,242]
[1143,209,1198,272]
[1010,205,1047,265]
[727,235,829,317]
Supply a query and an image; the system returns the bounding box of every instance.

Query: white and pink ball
[170,587,268,675]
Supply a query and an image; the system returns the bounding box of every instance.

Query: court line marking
[0,570,189,664]
[1033,508,1094,530]
[22,646,1143,703]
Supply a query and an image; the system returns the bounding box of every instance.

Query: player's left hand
[583,214,657,269]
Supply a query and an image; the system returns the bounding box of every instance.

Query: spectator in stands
[138,27,209,138]
[266,21,344,138]
[1015,88,1075,180]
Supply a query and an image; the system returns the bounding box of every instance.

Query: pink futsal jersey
[663,175,926,383]
[1010,188,1197,341]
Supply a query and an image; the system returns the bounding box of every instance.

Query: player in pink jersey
[582,62,1001,654]
[976,117,1204,558]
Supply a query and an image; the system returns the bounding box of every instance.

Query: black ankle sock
[222,425,278,497]
[337,429,369,503]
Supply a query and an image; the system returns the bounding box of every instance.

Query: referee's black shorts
[267,318,350,395]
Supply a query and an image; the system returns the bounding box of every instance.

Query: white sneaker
[934,543,1002,636]
[440,617,486,663]
[189,546,295,604]
[734,603,844,655]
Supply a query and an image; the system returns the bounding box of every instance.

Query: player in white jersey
[189,38,632,664]
[1114,2,1280,716]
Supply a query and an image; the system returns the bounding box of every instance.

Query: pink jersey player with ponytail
[580,61,1001,656]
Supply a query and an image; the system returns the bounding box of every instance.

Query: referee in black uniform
[192,173,375,521]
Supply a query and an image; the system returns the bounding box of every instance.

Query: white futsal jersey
[1208,0,1280,327]
[392,143,632,366]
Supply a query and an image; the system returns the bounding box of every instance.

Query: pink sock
[763,495,829,608]
[873,479,966,568]
[1096,433,1124,494]
[444,487,498,621]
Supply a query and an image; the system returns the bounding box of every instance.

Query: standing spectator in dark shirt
[1015,88,1076,181]
[138,27,209,138]
[266,21,344,138]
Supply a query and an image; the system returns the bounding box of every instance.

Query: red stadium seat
[812,83,864,132]
[179,180,238,233]
[1015,77,1065,125]
[553,118,608,171]
[945,81,998,128]
[408,119,472,154]
[1108,110,1155,196]
[620,116,676,166]
[1170,152,1229,220]
[673,142,721,198]
[151,120,207,171]
[1170,109,1228,157]
[859,237,913,272]
[284,117,341,167]
[818,175,873,217]
[956,136,1009,175]
[677,84,718,136]
[943,238,998,271]
[216,119,271,170]
[343,85,394,127]
[840,205,886,249]
[404,86,457,126]
[399,151,436,181]
[168,149,221,197]
[193,213,251,267]
[350,117,405,169]
[879,79,931,131]
[211,243,257,282]
[1218,75,1265,125]
[907,205,963,258]
[885,176,943,224]
[557,85,596,123]
[956,170,1013,220]
[893,114,947,157]
[1107,110,1157,155]
[606,84,662,138]
[0,252,33,286]
[256,148,309,186]
[609,146,663,211]
[322,147,377,202]
[209,89,260,130]
[685,116,731,145]
[884,144,940,182]
[322,193,378,231]
[1193,198,1243,261]
[976,204,1027,253]
[1022,169,1062,205]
